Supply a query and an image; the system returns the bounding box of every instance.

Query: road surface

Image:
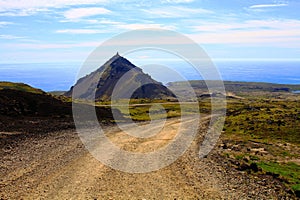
[0,116,292,199]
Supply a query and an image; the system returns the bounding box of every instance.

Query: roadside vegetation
[221,92,300,196]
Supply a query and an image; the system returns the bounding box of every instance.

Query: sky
[0,0,300,63]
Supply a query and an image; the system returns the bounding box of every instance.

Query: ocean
[0,61,299,92]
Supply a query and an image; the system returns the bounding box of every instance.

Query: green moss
[258,161,300,193]
[224,98,300,144]
[292,184,300,194]
[249,155,260,161]
[235,154,244,160]
[111,102,202,121]
[292,184,300,190]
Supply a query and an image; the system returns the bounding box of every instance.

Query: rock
[250,147,268,155]
[294,189,300,198]
[238,163,250,171]
[266,171,279,178]
[236,162,260,173]
[243,156,250,162]
[232,144,240,151]
[249,163,259,172]
[221,143,228,149]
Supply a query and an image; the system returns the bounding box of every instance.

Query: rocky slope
[65,53,175,101]
[0,86,119,134]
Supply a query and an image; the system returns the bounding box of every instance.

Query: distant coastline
[0,60,299,91]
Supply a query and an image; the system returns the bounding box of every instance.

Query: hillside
[65,53,175,101]
[0,81,44,94]
[168,80,300,98]
[0,86,120,134]
[169,80,300,91]
[0,89,71,117]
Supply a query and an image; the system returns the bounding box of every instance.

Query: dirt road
[0,116,293,199]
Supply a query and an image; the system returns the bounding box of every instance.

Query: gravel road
[0,116,294,199]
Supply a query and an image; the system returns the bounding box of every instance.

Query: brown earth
[0,116,295,199]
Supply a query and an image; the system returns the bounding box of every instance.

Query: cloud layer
[0,0,299,62]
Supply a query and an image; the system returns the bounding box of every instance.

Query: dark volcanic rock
[65,53,176,101]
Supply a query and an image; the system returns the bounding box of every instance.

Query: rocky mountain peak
[65,54,175,101]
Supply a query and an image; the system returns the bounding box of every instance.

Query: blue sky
[0,0,300,63]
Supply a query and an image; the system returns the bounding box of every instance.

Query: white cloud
[0,21,13,27]
[11,19,300,49]
[91,19,121,25]
[56,29,108,34]
[0,0,110,10]
[192,19,300,32]
[0,0,112,16]
[189,30,300,46]
[189,19,300,47]
[0,34,26,39]
[162,0,194,3]
[63,7,111,21]
[249,3,288,9]
[114,23,176,30]
[59,18,122,25]
[4,41,100,49]
[56,23,176,34]
[143,6,213,18]
[0,8,50,16]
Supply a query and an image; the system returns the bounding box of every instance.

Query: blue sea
[0,61,299,92]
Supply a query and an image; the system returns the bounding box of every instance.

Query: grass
[93,92,299,145]
[115,102,201,121]
[218,92,300,196]
[0,81,44,94]
[95,98,212,121]
[224,98,300,144]
[257,161,300,194]
[95,98,178,105]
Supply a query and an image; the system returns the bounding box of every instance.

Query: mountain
[65,53,176,101]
